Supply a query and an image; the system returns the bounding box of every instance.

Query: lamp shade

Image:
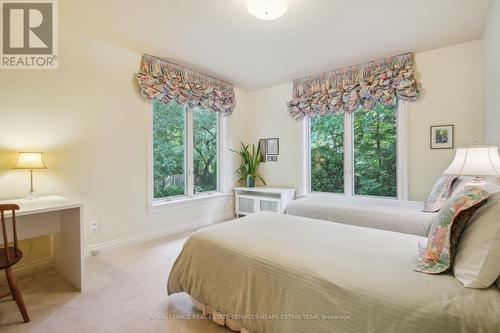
[444,147,500,177]
[13,152,47,169]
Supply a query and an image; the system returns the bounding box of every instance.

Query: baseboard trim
[84,211,235,257]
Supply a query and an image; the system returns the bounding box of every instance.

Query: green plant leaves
[231,141,266,186]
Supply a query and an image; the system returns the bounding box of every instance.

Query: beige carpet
[0,234,228,333]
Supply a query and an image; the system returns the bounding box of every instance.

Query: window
[153,101,186,198]
[308,102,402,198]
[353,104,397,197]
[310,113,344,194]
[152,100,219,201]
[193,107,218,193]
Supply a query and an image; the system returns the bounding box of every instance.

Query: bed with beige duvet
[167,212,500,333]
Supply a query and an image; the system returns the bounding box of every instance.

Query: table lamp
[443,146,500,186]
[13,152,47,200]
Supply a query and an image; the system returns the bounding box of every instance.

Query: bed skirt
[191,297,249,333]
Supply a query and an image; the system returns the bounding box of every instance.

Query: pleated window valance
[287,53,420,119]
[137,54,236,116]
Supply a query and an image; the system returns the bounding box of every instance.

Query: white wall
[248,82,300,189]
[408,40,483,199]
[483,0,500,147]
[246,40,484,200]
[0,19,249,251]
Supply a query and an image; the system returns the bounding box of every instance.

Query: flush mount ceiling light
[246,0,288,21]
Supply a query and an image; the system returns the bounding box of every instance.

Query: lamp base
[465,176,486,188]
[26,191,37,200]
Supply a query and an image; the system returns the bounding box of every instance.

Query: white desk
[0,195,83,291]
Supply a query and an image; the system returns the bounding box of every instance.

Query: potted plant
[231,142,266,188]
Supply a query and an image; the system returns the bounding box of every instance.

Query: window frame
[304,101,408,200]
[147,102,227,213]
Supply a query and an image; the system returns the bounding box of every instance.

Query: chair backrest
[0,204,20,262]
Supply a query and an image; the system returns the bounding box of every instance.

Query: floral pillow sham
[414,187,490,274]
[422,175,460,212]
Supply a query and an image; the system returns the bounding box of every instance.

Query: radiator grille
[260,200,278,212]
[239,197,254,213]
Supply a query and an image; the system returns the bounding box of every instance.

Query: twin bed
[168,212,500,333]
[285,194,436,236]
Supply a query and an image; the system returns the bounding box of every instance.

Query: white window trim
[344,111,354,197]
[186,108,194,197]
[146,104,229,213]
[148,192,232,214]
[396,101,409,200]
[301,101,408,200]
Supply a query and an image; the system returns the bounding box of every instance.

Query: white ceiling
[65,0,493,91]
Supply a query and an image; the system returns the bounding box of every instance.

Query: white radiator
[235,187,295,216]
[238,197,255,214]
[260,199,279,212]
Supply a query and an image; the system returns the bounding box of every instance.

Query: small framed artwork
[267,156,278,162]
[430,125,454,149]
[266,138,279,155]
[258,139,267,162]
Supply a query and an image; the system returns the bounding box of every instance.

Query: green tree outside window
[310,103,397,197]
[153,100,219,199]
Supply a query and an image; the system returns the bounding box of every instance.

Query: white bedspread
[286,195,436,236]
[168,212,500,333]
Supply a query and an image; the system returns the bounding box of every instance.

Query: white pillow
[453,190,500,288]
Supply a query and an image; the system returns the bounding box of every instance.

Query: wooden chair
[0,204,30,323]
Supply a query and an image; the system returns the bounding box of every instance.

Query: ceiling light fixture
[246,0,288,21]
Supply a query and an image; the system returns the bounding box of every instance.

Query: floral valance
[137,54,236,116]
[287,53,420,119]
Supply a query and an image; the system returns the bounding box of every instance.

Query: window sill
[147,192,232,214]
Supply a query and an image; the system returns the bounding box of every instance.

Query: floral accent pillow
[414,187,490,274]
[423,175,460,212]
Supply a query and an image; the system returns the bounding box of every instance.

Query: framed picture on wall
[258,139,267,162]
[430,125,454,149]
[266,138,279,155]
